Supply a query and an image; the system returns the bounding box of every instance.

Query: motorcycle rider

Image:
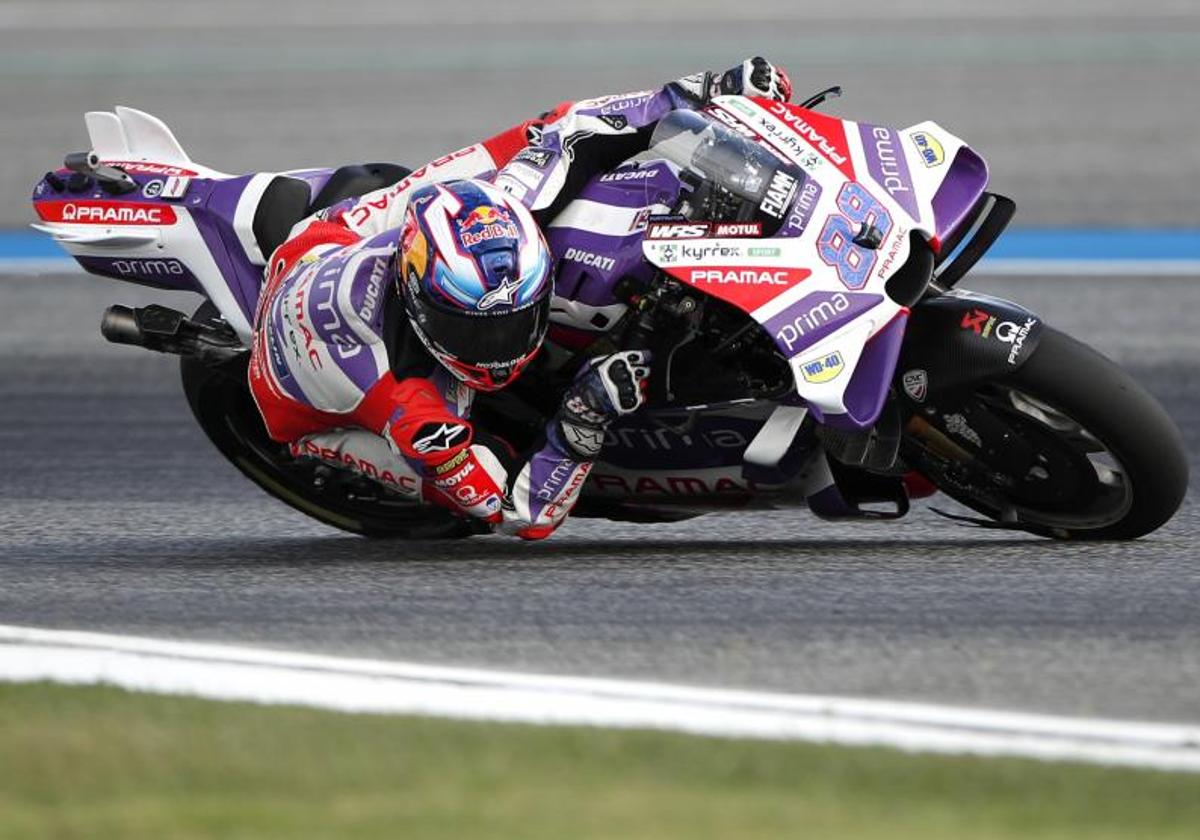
[248,58,793,539]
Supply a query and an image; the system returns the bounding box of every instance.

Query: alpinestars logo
[412,422,470,454]
[477,277,520,310]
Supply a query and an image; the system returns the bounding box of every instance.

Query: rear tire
[179,305,474,540]
[902,326,1188,540]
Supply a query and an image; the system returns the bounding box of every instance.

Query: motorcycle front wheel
[901,326,1188,540]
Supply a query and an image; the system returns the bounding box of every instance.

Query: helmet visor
[411,294,550,369]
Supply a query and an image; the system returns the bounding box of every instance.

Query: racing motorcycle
[29,89,1188,540]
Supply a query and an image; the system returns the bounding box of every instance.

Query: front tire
[902,326,1188,540]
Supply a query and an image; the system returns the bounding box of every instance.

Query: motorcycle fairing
[544,159,685,347]
[641,96,988,429]
[30,107,331,342]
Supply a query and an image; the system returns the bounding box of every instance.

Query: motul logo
[36,200,176,226]
[646,221,764,239]
[710,222,762,237]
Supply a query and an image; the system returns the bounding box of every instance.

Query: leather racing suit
[248,59,791,539]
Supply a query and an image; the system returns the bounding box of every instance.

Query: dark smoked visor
[412,295,550,367]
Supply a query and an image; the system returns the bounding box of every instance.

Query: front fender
[896,289,1043,401]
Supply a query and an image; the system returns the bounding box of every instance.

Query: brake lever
[797,85,843,111]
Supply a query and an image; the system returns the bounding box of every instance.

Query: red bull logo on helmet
[458,204,519,248]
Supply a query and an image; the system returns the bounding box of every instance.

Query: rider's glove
[555,351,651,459]
[716,56,793,102]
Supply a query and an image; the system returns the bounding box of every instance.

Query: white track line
[2,624,1198,772]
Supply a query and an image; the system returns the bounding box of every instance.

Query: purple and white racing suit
[251,60,791,538]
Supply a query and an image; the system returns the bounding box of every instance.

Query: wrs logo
[36,200,176,226]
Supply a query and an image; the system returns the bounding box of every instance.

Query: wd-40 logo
[909,131,945,167]
[798,351,845,384]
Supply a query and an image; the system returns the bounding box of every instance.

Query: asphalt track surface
[1,272,1197,723]
[1,1,1198,724]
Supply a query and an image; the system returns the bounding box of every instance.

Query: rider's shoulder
[360,228,399,252]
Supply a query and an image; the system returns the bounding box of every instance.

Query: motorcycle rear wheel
[179,305,474,540]
[901,326,1188,540]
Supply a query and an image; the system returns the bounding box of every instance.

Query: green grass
[0,682,1197,839]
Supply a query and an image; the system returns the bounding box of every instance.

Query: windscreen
[648,108,803,221]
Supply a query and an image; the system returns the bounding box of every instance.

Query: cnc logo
[902,369,928,402]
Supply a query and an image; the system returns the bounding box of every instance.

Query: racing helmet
[398,179,553,391]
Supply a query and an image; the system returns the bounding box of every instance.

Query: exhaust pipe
[100,305,145,346]
[99,304,246,364]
